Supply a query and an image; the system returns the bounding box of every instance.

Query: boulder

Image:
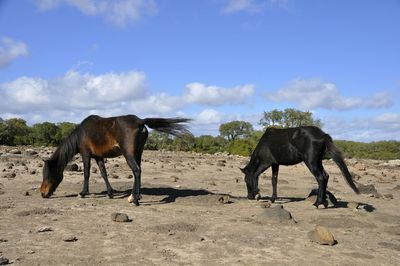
[65,163,79,172]
[308,225,337,245]
[111,212,131,222]
[254,204,295,224]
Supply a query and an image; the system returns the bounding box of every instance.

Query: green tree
[172,132,196,151]
[193,135,227,154]
[260,108,323,129]
[145,131,174,150]
[219,120,254,141]
[0,118,30,145]
[56,122,77,143]
[30,122,59,146]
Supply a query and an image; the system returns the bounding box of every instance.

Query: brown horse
[40,114,190,206]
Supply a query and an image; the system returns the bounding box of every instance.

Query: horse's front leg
[95,157,114,199]
[79,153,91,197]
[271,164,279,203]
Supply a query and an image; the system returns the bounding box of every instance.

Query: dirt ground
[0,146,399,265]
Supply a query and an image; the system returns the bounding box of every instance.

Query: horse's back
[78,115,143,157]
[255,126,328,165]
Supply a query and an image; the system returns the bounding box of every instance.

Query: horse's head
[240,167,259,200]
[40,159,63,198]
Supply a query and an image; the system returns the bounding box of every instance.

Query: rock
[37,226,53,233]
[0,238,8,243]
[260,202,271,208]
[308,225,337,246]
[62,235,78,242]
[357,183,381,197]
[9,148,22,154]
[25,149,38,156]
[111,212,131,222]
[255,205,295,224]
[218,195,231,204]
[65,163,79,172]
[350,172,362,180]
[217,161,226,167]
[170,176,179,182]
[384,193,394,199]
[91,167,98,174]
[392,185,400,191]
[354,162,366,171]
[29,169,37,175]
[387,159,400,167]
[111,173,119,179]
[2,172,16,179]
[126,174,133,179]
[0,256,9,265]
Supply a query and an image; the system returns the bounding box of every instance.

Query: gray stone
[65,163,79,172]
[111,212,131,222]
[37,226,53,233]
[62,235,78,242]
[255,204,295,224]
[0,256,9,265]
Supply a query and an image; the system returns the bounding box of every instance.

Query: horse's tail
[325,135,359,194]
[142,117,191,136]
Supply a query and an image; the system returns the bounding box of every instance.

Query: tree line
[1,109,399,160]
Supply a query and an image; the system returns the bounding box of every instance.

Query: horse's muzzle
[41,192,51,198]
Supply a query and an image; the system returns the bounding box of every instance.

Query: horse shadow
[62,186,216,205]
[59,187,375,211]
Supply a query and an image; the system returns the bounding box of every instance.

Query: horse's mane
[50,125,81,172]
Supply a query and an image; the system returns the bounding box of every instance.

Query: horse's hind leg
[79,153,91,197]
[306,160,329,208]
[125,154,141,206]
[95,157,114,198]
[271,164,279,203]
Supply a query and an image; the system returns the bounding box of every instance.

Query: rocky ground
[0,146,399,265]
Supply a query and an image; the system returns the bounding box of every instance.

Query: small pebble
[63,235,78,242]
[37,226,53,233]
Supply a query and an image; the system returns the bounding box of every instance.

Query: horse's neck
[51,140,78,173]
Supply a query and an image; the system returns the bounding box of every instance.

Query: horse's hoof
[255,193,261,201]
[134,200,140,206]
[78,193,86,198]
[108,192,114,199]
[127,194,133,203]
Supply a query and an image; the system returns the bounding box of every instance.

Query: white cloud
[323,113,400,141]
[195,109,224,125]
[267,78,393,110]
[0,69,254,127]
[222,0,264,14]
[222,0,289,14]
[0,37,29,68]
[184,82,254,106]
[34,0,158,27]
[0,70,148,114]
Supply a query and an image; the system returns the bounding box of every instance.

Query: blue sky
[0,0,399,141]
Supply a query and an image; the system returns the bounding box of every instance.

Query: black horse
[241,126,359,208]
[40,114,190,206]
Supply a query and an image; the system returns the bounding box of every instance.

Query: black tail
[142,117,191,136]
[325,136,359,194]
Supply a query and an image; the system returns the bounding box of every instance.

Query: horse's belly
[102,146,122,158]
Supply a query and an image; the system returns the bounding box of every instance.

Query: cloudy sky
[0,0,399,141]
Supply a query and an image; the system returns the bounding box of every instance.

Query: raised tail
[325,136,359,194]
[142,117,191,136]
